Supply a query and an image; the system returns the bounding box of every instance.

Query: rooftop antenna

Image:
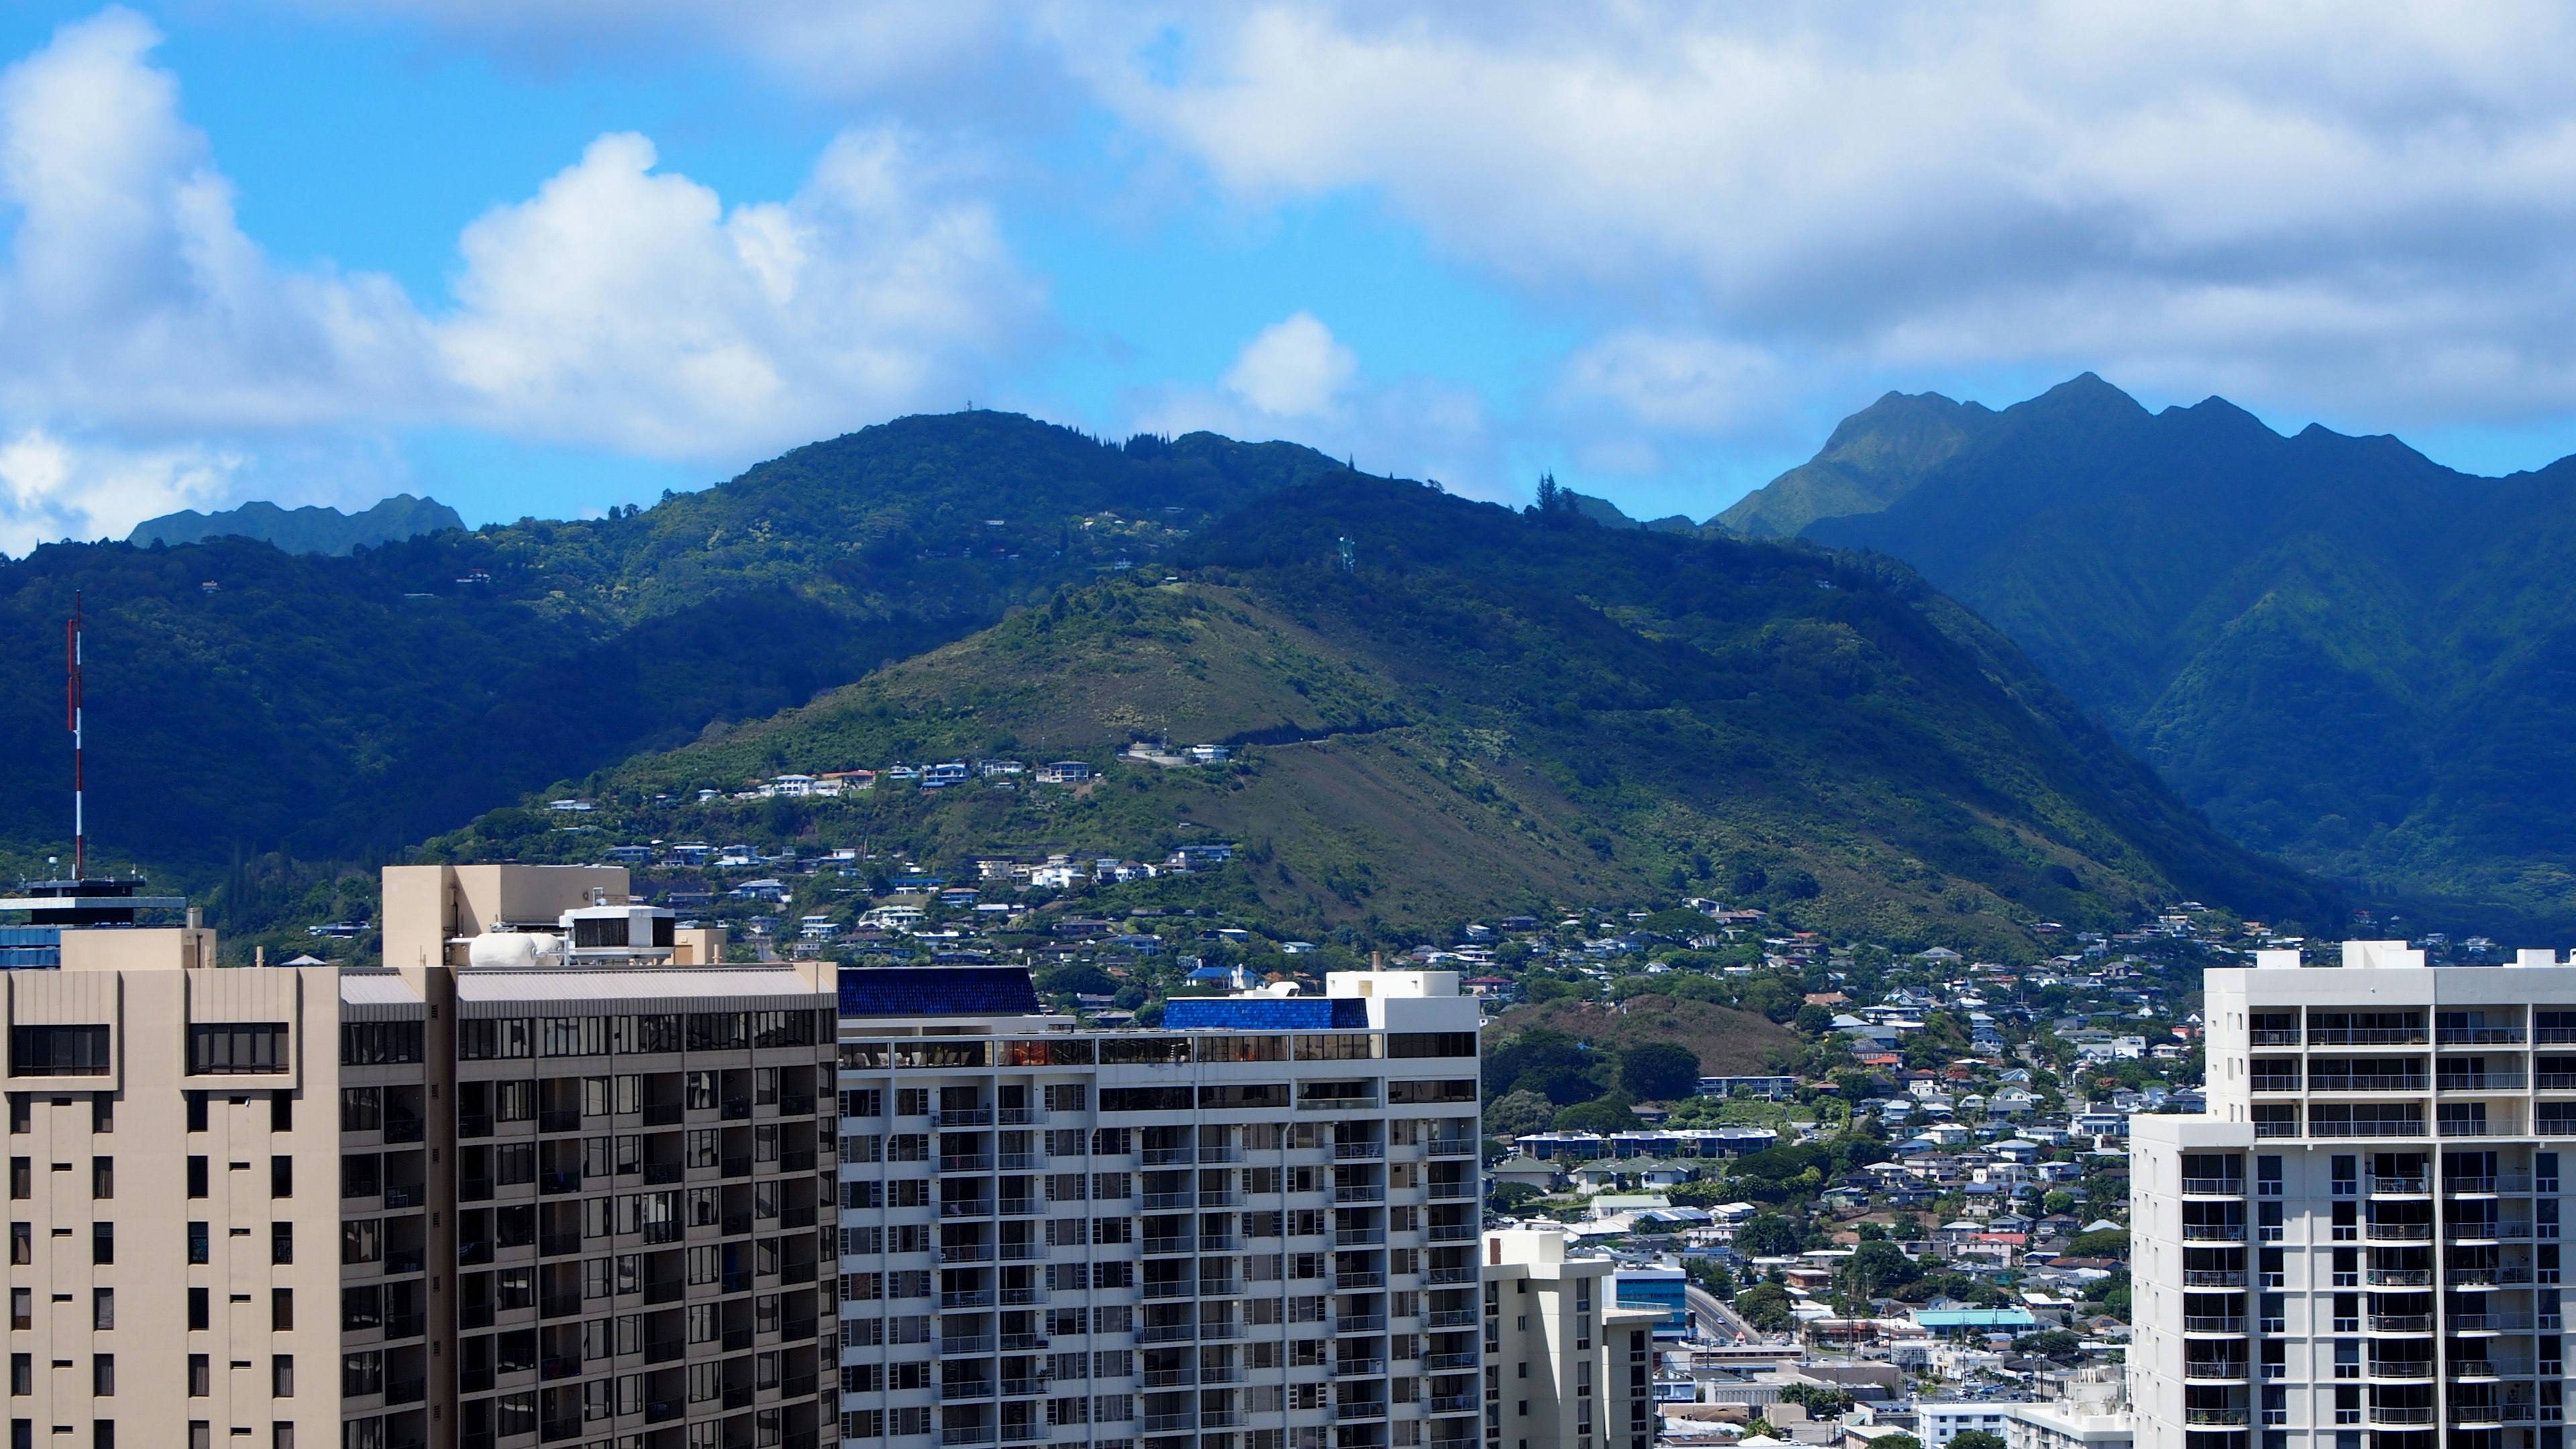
[66,590,83,881]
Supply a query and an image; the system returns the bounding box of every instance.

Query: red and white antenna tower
[66,590,83,881]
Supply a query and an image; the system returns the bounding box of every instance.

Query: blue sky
[1,3,2575,548]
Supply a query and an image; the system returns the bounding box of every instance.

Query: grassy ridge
[446,472,2340,951]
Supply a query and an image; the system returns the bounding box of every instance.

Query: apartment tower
[2132,942,2575,1449]
[1477,1228,1662,1449]
[0,863,838,1449]
[830,968,1483,1449]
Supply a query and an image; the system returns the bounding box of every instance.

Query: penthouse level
[832,970,1485,1449]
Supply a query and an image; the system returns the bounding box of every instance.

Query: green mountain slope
[1790,374,2576,929]
[127,494,466,555]
[1716,390,1998,537]
[0,415,1339,886]
[449,473,2339,950]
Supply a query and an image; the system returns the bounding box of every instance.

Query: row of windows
[837,1032,1475,1070]
[460,1012,824,1061]
[7,1024,286,1077]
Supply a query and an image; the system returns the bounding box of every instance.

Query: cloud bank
[0,8,1036,547]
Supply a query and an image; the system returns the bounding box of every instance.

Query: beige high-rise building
[0,863,837,1449]
[1477,1229,1662,1449]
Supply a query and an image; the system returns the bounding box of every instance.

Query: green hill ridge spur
[437,467,2341,951]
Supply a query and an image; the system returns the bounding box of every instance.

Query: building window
[186,1024,286,1075]
[9,1026,108,1077]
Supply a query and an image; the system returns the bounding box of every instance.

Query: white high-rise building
[1477,1229,1661,1449]
[832,969,1484,1449]
[2132,942,2576,1449]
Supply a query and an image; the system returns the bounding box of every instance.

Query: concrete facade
[5,863,837,1449]
[2134,943,2576,1449]
[1478,1230,1661,1449]
[832,971,1485,1449]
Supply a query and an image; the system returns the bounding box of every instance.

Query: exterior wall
[3,929,342,1449]
[835,975,1483,1449]
[1478,1230,1659,1449]
[1921,1401,2022,1447]
[2004,1400,2135,1449]
[2138,949,2576,1449]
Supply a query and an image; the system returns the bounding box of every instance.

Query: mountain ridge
[129,494,464,555]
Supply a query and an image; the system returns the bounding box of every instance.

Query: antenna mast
[66,591,82,881]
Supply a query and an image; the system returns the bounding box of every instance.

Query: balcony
[1140,1193,1195,1212]
[939,1109,994,1128]
[998,1106,1041,1126]
[2182,1361,2250,1382]
[941,1243,996,1264]
[1336,1142,1385,1161]
[2371,1175,2430,1195]
[2312,1028,2430,1046]
[2446,1174,2535,1195]
[2451,1405,2537,1426]
[942,1156,995,1175]
[942,1430,998,1446]
[1337,1229,1389,1248]
[1336,1186,1387,1205]
[1136,1322,1195,1345]
[1336,1403,1389,1422]
[1429,1183,1473,1201]
[2183,1317,2247,1334]
[1428,1224,1474,1243]
[1000,1332,1049,1352]
[1432,1395,1479,1415]
[2449,1362,2503,1382]
[1142,1281,1192,1301]
[2182,1178,2246,1197]
[943,1336,996,1356]
[1336,1316,1389,1335]
[2368,1408,2438,1426]
[1142,1370,1197,1389]
[2366,1315,2433,1334]
[996,1154,1040,1172]
[2365,1222,2434,1242]
[1423,1353,1478,1371]
[1427,1140,1476,1159]
[941,1289,996,1309]
[2249,1030,2302,1046]
[1424,1310,1479,1329]
[2367,1362,2436,1381]
[2183,1270,2249,1288]
[2364,1269,2432,1287]
[1142,1148,1196,1167]
[2449,1314,2537,1332]
[1334,1358,1387,1378]
[2184,1411,2249,1426]
[1337,1272,1387,1291]
[1199,1278,1242,1298]
[941,1201,995,1220]
[2445,1222,2532,1242]
[1427,1267,1478,1285]
[2182,1224,2247,1242]
[2312,1075,2430,1093]
[2439,1072,2527,1091]
[2440,1026,2528,1045]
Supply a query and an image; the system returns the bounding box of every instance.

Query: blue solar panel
[1161,998,1371,1031]
[838,966,1039,1018]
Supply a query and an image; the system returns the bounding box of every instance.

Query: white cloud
[1222,312,1356,418]
[0,428,242,555]
[1136,313,1501,498]
[1067,3,2576,433]
[0,9,1040,551]
[433,128,1035,458]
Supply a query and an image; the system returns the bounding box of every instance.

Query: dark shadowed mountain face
[128,494,466,555]
[0,414,1342,881]
[439,471,2340,951]
[1782,372,2576,930]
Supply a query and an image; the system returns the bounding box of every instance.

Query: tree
[1838,1239,1923,1301]
[2015,1330,2086,1363]
[2041,1190,2076,1216]
[2068,1228,2129,1258]
[1735,1212,1805,1258]
[1491,1183,1545,1213]
[1619,1040,1703,1102]
[1953,1433,2007,1449]
[1794,1003,1835,1035]
[1872,1436,1924,1449]
[1685,1258,1735,1301]
[1733,1282,1794,1332]
[1485,1089,1556,1138]
[1552,1096,1643,1134]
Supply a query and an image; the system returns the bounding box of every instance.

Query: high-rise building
[2132,942,2575,1449]
[0,863,839,1449]
[830,968,1483,1449]
[1477,1230,1662,1449]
